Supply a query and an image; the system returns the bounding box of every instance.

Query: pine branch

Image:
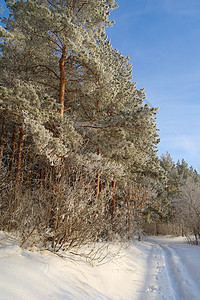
[27,79,59,91]
[47,121,59,138]
[29,65,60,80]
[73,3,87,19]
[71,0,78,14]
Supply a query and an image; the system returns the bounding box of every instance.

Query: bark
[95,147,101,199]
[9,123,17,171]
[111,177,116,214]
[15,124,24,186]
[59,46,67,118]
[96,172,101,199]
[0,111,7,158]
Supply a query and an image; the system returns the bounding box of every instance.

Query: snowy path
[143,236,200,300]
[0,232,200,300]
[160,245,199,300]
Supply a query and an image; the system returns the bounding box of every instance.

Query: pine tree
[1,0,160,177]
[0,0,162,244]
[158,152,180,221]
[1,1,118,161]
[1,0,118,115]
[176,158,190,180]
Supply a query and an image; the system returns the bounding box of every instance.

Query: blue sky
[1,0,200,170]
[106,0,200,171]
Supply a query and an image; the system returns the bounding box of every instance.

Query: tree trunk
[96,172,101,199]
[0,110,7,158]
[111,177,116,215]
[96,147,101,199]
[59,46,67,118]
[10,123,17,171]
[15,124,24,189]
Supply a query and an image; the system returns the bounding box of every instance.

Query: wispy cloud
[159,134,200,159]
[174,136,199,156]
[160,0,200,17]
[118,0,200,19]
[158,134,200,169]
[177,9,200,17]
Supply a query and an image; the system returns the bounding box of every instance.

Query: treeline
[145,153,200,245]
[0,1,199,249]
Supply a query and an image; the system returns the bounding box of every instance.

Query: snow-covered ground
[0,232,200,300]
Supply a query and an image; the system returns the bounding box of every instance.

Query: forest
[0,0,199,250]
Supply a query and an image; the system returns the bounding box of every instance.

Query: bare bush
[1,152,153,250]
[0,112,156,252]
[176,177,200,245]
[143,221,184,236]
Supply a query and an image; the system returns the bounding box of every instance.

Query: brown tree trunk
[59,46,67,118]
[96,172,101,199]
[111,177,116,215]
[127,187,132,239]
[0,110,7,158]
[15,124,24,186]
[10,123,17,171]
[96,147,101,199]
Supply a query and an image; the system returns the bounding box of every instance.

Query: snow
[0,232,200,300]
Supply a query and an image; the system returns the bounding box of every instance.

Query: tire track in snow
[142,242,174,300]
[159,244,199,300]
